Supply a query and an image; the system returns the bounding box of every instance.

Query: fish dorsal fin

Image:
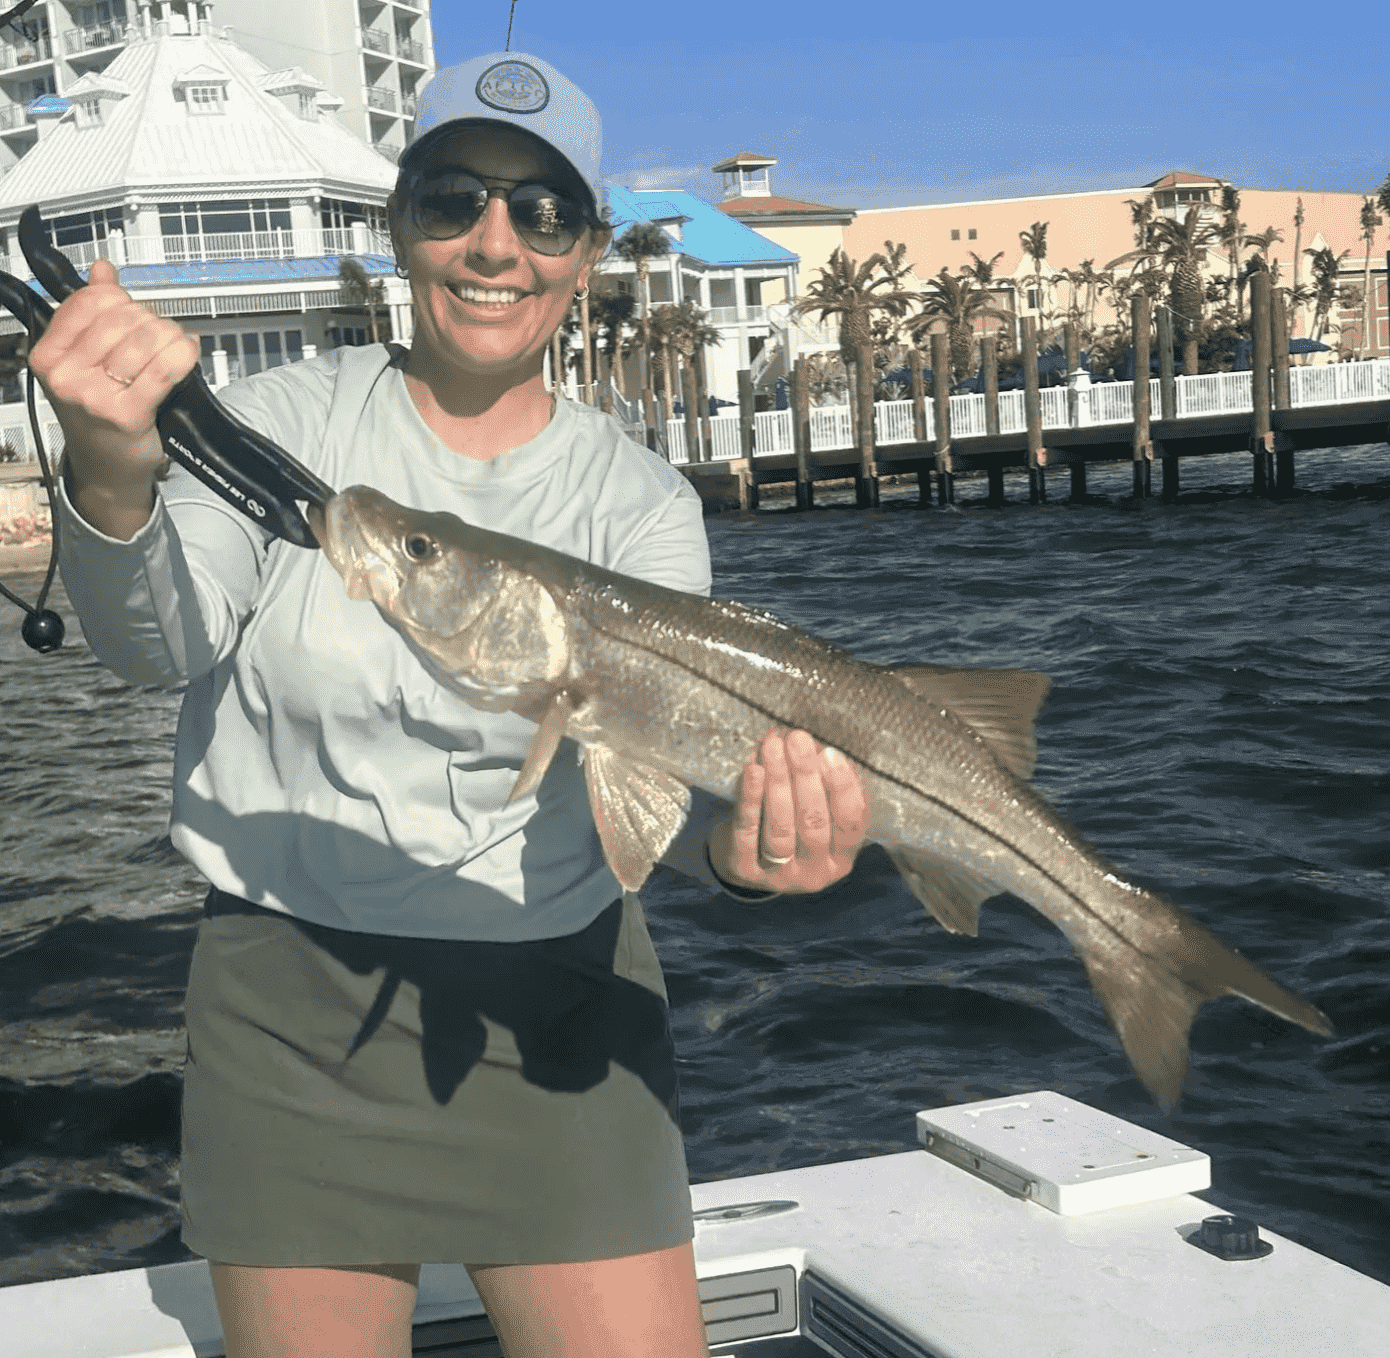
[582,745,691,892]
[505,691,577,806]
[887,846,1000,937]
[887,665,1051,781]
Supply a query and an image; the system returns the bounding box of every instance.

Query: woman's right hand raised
[29,257,202,540]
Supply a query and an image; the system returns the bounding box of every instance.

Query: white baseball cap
[404,52,604,218]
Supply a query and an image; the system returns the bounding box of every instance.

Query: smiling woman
[33,45,866,1358]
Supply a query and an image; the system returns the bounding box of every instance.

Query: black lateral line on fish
[587,616,1145,951]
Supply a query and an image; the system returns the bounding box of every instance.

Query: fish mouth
[318,492,404,610]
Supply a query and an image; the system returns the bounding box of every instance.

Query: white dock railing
[662,358,1390,465]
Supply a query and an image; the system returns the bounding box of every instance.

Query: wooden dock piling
[910,349,932,506]
[682,364,701,463]
[930,332,954,505]
[642,389,659,456]
[1022,317,1045,503]
[1157,305,1178,500]
[1064,323,1087,499]
[579,289,593,403]
[1250,271,1273,496]
[854,342,879,508]
[1271,286,1295,495]
[790,357,813,509]
[1132,293,1151,498]
[982,337,1004,506]
[737,368,757,511]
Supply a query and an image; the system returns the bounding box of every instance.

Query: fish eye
[403,533,437,561]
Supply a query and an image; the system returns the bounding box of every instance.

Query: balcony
[0,103,32,132]
[365,85,397,112]
[0,36,54,70]
[705,305,766,326]
[401,91,416,117]
[371,141,401,163]
[361,27,391,55]
[63,21,123,55]
[2,226,395,276]
[397,37,425,64]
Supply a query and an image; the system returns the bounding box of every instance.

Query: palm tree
[614,221,670,396]
[1358,197,1383,355]
[1124,196,1155,250]
[647,303,685,420]
[964,249,1004,285]
[1018,221,1049,319]
[337,257,384,343]
[1217,185,1243,310]
[589,286,636,399]
[909,268,1015,379]
[793,245,916,460]
[1107,206,1220,374]
[1304,246,1351,343]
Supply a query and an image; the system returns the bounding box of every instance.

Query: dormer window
[298,92,317,118]
[188,83,224,115]
[77,96,102,127]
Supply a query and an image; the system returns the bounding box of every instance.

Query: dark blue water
[1,445,1387,1293]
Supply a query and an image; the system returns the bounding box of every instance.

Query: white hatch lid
[916,1089,1210,1214]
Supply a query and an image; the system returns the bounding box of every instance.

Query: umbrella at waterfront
[1232,335,1331,370]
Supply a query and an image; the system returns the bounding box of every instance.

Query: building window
[950,229,959,241]
[48,207,124,248]
[968,228,977,240]
[328,326,370,348]
[320,198,388,236]
[77,97,102,127]
[298,92,317,118]
[199,329,303,383]
[161,199,292,238]
[187,84,224,116]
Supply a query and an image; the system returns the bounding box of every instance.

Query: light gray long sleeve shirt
[57,345,729,940]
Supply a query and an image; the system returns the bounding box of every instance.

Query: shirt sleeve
[54,361,334,689]
[56,464,268,689]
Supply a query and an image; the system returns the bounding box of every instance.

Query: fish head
[311,485,570,715]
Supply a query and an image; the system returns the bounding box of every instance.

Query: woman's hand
[28,258,201,539]
[706,729,868,894]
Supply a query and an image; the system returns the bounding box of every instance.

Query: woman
[35,52,866,1358]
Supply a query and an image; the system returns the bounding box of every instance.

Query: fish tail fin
[1081,895,1333,1113]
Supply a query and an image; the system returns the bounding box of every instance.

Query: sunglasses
[402,169,594,256]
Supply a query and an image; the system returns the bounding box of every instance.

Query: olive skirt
[179,888,692,1267]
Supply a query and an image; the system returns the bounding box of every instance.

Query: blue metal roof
[31,254,398,296]
[606,184,797,268]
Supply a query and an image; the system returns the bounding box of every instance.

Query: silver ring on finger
[760,850,794,865]
[103,366,132,388]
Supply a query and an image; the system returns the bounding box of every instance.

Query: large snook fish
[311,485,1332,1111]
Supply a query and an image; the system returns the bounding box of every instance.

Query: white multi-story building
[0,20,409,396]
[0,0,434,172]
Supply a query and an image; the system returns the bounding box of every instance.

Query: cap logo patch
[476,61,550,114]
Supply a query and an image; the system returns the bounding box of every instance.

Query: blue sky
[434,1,1390,213]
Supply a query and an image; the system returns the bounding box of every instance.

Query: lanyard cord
[0,362,65,651]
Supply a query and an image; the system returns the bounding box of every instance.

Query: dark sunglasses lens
[412,172,489,239]
[507,183,587,255]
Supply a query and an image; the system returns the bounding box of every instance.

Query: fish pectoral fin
[582,745,692,893]
[886,664,1052,781]
[887,847,1000,937]
[506,691,577,806]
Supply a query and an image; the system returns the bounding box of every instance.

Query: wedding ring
[103,367,132,388]
[760,851,794,865]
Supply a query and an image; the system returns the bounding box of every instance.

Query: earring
[394,263,409,279]
[574,286,589,301]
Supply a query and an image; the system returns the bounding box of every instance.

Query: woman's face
[389,125,609,384]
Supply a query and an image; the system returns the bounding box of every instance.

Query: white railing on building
[0,105,29,132]
[366,86,397,112]
[361,27,392,54]
[401,92,417,117]
[372,142,402,163]
[63,21,123,54]
[704,306,767,327]
[398,38,426,64]
[658,358,1390,464]
[0,36,54,69]
[3,226,396,276]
